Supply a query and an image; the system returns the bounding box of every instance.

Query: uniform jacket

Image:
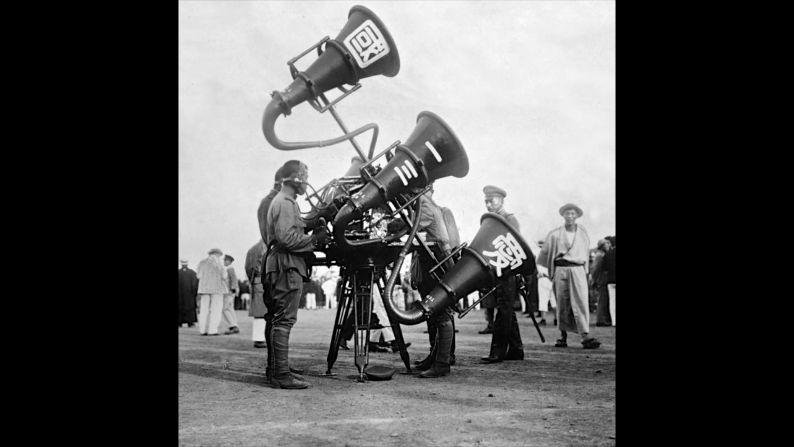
[196,255,229,294]
[265,191,315,279]
[537,224,591,279]
[257,188,279,243]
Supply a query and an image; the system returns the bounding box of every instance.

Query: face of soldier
[294,165,309,195]
[484,196,503,213]
[563,209,579,225]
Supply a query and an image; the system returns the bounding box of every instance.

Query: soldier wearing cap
[480,185,526,363]
[265,160,328,389]
[220,254,240,335]
[537,203,601,349]
[249,168,285,354]
[196,248,229,335]
[178,259,198,328]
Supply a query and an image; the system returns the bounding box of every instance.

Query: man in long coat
[178,259,198,327]
[245,239,267,348]
[537,203,601,349]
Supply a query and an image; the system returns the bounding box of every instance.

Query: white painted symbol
[425,141,443,163]
[393,159,418,187]
[482,233,526,277]
[343,20,390,68]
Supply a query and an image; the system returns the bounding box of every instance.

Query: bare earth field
[179,308,615,446]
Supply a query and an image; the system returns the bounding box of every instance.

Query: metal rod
[319,93,369,162]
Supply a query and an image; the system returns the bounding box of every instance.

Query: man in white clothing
[196,248,229,336]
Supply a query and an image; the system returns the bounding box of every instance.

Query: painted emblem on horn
[343,19,390,69]
[482,233,527,277]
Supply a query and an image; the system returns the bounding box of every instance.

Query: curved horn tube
[262,93,379,151]
[380,202,426,325]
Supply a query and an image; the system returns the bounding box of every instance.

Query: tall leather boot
[270,326,309,389]
[414,340,437,371]
[264,318,274,383]
[450,317,456,366]
[419,318,451,378]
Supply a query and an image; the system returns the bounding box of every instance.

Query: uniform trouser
[607,284,616,326]
[596,282,612,325]
[221,294,238,329]
[553,266,590,337]
[490,290,523,358]
[523,274,540,313]
[485,307,495,328]
[267,269,303,379]
[430,309,453,367]
[198,294,224,334]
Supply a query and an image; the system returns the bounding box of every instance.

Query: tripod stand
[323,260,412,381]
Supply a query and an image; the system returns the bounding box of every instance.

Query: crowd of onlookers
[179,233,615,333]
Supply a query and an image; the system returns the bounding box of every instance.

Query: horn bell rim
[416,111,469,178]
[348,5,401,77]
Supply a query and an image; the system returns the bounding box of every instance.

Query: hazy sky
[179,0,615,277]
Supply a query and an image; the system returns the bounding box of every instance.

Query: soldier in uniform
[412,186,457,377]
[265,160,327,389]
[251,169,283,359]
[480,185,525,363]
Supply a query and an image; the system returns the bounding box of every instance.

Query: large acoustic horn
[262,5,400,150]
[389,212,537,324]
[332,111,469,251]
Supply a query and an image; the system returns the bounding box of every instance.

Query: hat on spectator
[558,203,583,218]
[483,185,506,198]
[180,259,188,264]
[208,248,223,255]
[224,254,235,262]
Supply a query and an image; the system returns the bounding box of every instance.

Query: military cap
[208,248,223,255]
[179,259,188,264]
[483,185,506,198]
[558,203,584,218]
[224,254,235,262]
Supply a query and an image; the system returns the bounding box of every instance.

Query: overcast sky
[179,0,615,277]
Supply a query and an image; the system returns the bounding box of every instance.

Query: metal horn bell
[386,212,537,325]
[261,5,400,151]
[331,111,469,251]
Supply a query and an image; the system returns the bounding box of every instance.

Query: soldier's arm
[273,201,315,252]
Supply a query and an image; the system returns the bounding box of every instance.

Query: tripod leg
[353,269,373,382]
[324,271,351,375]
[377,272,412,373]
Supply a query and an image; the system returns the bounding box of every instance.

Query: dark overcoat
[178,267,198,324]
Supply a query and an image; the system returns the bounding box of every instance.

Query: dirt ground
[179,308,615,446]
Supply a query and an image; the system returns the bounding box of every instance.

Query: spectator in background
[220,254,240,335]
[537,203,601,349]
[592,238,612,326]
[196,248,229,336]
[238,279,250,310]
[178,259,199,327]
[245,239,268,348]
[322,273,338,309]
[603,235,616,326]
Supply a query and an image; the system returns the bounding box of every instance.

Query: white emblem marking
[482,233,527,277]
[395,167,409,186]
[403,160,418,178]
[343,19,390,69]
[425,141,443,163]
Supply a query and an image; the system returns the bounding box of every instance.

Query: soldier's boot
[419,319,452,378]
[271,327,309,389]
[450,318,457,366]
[264,322,274,384]
[414,336,438,372]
